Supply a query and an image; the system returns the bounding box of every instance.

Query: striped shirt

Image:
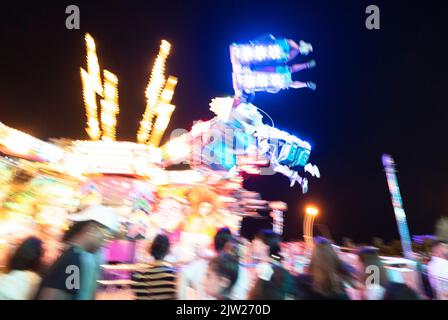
[131,261,177,300]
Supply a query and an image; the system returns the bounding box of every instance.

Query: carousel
[0,33,320,267]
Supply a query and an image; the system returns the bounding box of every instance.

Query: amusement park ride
[0,33,319,255]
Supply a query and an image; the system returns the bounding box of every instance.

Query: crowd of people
[0,204,447,300]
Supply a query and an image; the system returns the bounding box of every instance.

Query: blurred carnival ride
[0,33,318,263]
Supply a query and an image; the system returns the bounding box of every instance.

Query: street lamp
[304,206,319,246]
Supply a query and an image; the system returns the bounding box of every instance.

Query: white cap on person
[69,205,120,233]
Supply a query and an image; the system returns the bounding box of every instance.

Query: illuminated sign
[64,140,160,175]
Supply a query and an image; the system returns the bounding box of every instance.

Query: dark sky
[1,0,447,243]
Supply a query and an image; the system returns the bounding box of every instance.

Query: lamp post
[304,206,319,246]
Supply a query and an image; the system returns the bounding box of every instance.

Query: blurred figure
[250,230,295,299]
[357,247,390,300]
[372,237,385,254]
[342,237,355,249]
[333,244,359,275]
[178,228,250,299]
[383,282,420,300]
[252,229,283,263]
[357,246,419,300]
[426,241,448,300]
[435,214,448,243]
[414,251,435,299]
[248,263,293,300]
[177,227,231,299]
[0,237,44,300]
[35,205,119,300]
[295,237,353,300]
[225,237,251,300]
[237,237,252,266]
[203,253,240,300]
[131,234,176,300]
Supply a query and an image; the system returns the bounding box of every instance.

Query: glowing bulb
[305,206,319,216]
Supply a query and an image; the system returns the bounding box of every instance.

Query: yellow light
[153,109,173,132]
[160,40,171,54]
[159,76,178,102]
[162,134,190,163]
[85,33,96,50]
[148,75,178,147]
[85,33,103,95]
[154,116,169,131]
[65,140,160,175]
[137,40,172,144]
[304,205,319,247]
[305,206,319,216]
[2,131,33,155]
[0,122,64,162]
[81,33,103,140]
[100,70,119,141]
[81,34,120,141]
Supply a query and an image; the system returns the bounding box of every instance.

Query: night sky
[1,1,447,243]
